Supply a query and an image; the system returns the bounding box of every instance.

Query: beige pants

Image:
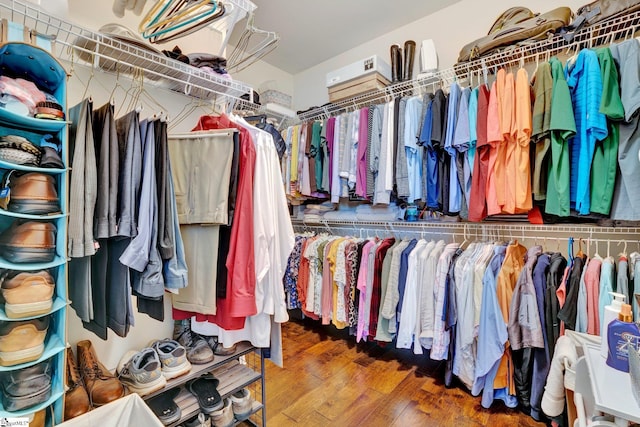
[168,131,234,225]
[171,225,219,315]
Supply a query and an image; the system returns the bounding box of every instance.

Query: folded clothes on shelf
[355,203,401,221]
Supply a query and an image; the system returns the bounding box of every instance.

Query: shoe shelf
[0,295,66,322]
[0,160,66,175]
[144,341,257,401]
[0,254,66,271]
[0,388,64,418]
[0,109,68,133]
[0,38,69,425]
[143,342,266,427]
[0,332,65,372]
[0,350,65,418]
[0,208,67,220]
[165,360,262,427]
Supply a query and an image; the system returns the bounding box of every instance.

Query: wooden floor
[263,318,546,427]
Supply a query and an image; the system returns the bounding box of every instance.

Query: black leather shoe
[147,387,181,425]
[186,374,223,414]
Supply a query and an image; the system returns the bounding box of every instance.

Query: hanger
[227,12,279,73]
[141,0,212,34]
[576,238,585,258]
[141,0,226,44]
[619,240,628,258]
[568,237,575,264]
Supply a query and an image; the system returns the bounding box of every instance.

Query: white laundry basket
[58,394,163,427]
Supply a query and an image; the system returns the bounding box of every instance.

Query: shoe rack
[0,41,68,425]
[143,342,266,427]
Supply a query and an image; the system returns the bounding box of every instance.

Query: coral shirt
[514,68,533,213]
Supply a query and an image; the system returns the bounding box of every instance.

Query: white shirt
[419,240,445,349]
[396,239,428,351]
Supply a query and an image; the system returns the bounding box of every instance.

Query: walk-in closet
[0,1,638,426]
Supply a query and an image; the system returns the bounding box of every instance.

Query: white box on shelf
[326,55,392,88]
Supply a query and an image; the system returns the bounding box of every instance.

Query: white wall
[292,0,586,110]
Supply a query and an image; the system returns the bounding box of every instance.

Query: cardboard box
[328,72,390,103]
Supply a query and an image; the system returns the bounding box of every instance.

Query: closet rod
[291,219,640,236]
[169,129,237,139]
[297,9,640,123]
[294,224,640,248]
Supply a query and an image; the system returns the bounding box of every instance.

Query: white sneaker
[117,348,166,396]
[151,338,192,379]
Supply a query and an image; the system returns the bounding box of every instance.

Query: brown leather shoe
[76,340,125,407]
[29,408,46,427]
[64,347,90,420]
[1,270,55,319]
[0,221,56,263]
[4,172,60,214]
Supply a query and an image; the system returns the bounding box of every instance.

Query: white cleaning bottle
[601,292,626,357]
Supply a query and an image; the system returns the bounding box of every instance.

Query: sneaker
[0,316,49,366]
[183,412,211,427]
[150,339,192,379]
[200,335,237,356]
[230,388,253,421]
[173,320,214,365]
[116,348,166,396]
[210,398,233,427]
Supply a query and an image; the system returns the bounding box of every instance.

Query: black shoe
[186,374,223,414]
[147,387,181,426]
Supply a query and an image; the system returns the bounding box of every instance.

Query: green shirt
[545,57,576,217]
[591,47,625,215]
[531,62,553,201]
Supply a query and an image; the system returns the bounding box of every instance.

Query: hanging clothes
[565,49,608,215]
[545,58,576,217]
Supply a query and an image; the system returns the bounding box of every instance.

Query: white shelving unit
[297,9,640,122]
[0,0,255,101]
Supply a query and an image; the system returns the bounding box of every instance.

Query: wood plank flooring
[263,318,545,427]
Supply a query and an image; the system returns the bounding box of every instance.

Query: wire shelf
[292,219,640,237]
[297,10,640,122]
[0,0,254,101]
[292,219,640,251]
[232,98,298,128]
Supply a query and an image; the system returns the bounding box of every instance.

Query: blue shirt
[468,87,479,172]
[565,49,608,214]
[419,98,439,208]
[445,83,462,212]
[472,245,517,409]
[454,87,472,207]
[404,96,423,203]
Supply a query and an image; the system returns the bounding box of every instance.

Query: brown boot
[76,340,126,407]
[64,347,90,420]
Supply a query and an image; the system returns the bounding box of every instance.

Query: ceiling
[229,0,459,75]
